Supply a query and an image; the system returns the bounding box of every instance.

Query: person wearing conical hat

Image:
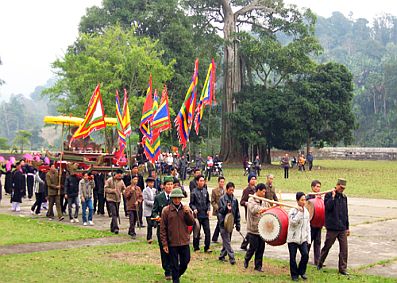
[160,187,194,283]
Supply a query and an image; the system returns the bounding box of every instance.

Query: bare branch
[235,0,276,17]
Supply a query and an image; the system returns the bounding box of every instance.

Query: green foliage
[13,130,32,153]
[44,24,174,129]
[0,137,9,150]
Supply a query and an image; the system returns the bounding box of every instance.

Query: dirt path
[0,236,131,255]
[1,191,397,278]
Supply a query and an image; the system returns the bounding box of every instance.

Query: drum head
[305,201,315,221]
[224,213,234,233]
[258,213,281,242]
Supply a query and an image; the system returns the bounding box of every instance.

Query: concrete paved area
[1,189,397,278]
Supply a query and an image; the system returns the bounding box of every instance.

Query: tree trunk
[306,136,311,155]
[220,2,242,162]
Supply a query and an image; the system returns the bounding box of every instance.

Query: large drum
[306,197,325,228]
[258,207,289,246]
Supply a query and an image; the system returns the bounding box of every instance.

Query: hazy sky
[1,0,397,101]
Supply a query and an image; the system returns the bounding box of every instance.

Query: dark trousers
[128,210,137,236]
[240,207,249,250]
[93,190,98,212]
[169,245,190,283]
[97,192,105,215]
[146,216,154,240]
[308,227,321,265]
[48,195,62,219]
[31,192,43,214]
[122,195,128,217]
[308,161,313,171]
[27,176,34,199]
[284,167,289,179]
[193,217,211,251]
[245,233,265,270]
[67,196,80,220]
[138,202,144,226]
[157,226,172,276]
[319,230,348,272]
[60,194,67,214]
[108,201,119,232]
[288,242,309,279]
[212,221,220,242]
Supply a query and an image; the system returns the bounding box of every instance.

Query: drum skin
[258,207,289,246]
[306,198,325,228]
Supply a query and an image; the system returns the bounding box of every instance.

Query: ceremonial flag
[174,59,199,149]
[122,88,132,137]
[152,85,171,132]
[140,74,153,139]
[194,59,216,134]
[115,90,126,154]
[70,84,106,143]
[144,90,161,162]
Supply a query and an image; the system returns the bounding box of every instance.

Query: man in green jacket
[46,164,63,221]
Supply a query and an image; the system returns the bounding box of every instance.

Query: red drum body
[258,207,288,246]
[306,197,325,228]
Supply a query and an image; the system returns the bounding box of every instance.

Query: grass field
[0,241,393,283]
[0,214,114,246]
[204,160,397,200]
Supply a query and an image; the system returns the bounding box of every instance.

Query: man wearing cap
[239,173,257,250]
[317,178,350,276]
[104,169,126,234]
[152,176,173,280]
[264,174,279,203]
[190,174,212,253]
[218,182,240,265]
[160,188,195,283]
[143,176,157,243]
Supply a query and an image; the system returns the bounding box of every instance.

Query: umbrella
[0,156,5,163]
[23,153,33,161]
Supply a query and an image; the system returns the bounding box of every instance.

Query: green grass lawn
[0,214,114,246]
[0,241,392,283]
[205,160,397,200]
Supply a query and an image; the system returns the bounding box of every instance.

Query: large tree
[186,0,317,160]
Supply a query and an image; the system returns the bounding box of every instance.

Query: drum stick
[306,189,335,196]
[249,194,299,209]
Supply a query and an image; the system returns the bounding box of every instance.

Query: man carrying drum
[317,178,350,276]
[217,182,240,265]
[244,183,270,272]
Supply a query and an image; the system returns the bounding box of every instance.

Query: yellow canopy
[44,116,117,127]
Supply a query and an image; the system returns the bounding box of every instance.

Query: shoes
[36,213,42,216]
[114,230,119,234]
[240,246,247,251]
[31,210,35,215]
[165,275,172,280]
[131,234,136,239]
[339,271,349,276]
[48,218,53,221]
[301,274,308,280]
[70,219,75,223]
[83,222,88,226]
[59,216,64,221]
[292,277,299,282]
[317,264,323,271]
[218,257,227,262]
[229,259,236,265]
[88,221,94,225]
[204,249,212,253]
[147,239,153,244]
[74,218,79,223]
[244,259,249,269]
[194,249,200,252]
[254,268,264,273]
[212,239,218,243]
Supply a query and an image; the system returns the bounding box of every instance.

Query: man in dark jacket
[94,172,105,215]
[190,174,211,253]
[239,173,257,250]
[160,188,195,283]
[318,178,350,276]
[152,176,173,280]
[11,161,25,212]
[65,171,80,223]
[218,182,240,264]
[188,168,201,192]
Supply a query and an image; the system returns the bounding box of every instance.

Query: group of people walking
[1,158,350,282]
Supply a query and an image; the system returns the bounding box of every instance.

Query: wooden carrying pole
[306,189,335,196]
[249,194,299,209]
